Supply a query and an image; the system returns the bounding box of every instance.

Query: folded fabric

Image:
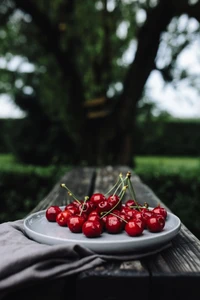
[0,219,171,299]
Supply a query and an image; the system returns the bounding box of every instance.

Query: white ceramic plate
[23,208,181,254]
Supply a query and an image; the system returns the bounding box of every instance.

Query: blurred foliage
[135,116,200,156]
[134,156,200,239]
[1,1,200,165]
[0,154,70,222]
[1,117,200,160]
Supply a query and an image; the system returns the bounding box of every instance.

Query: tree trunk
[115,0,175,166]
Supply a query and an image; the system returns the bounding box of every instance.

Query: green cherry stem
[100,185,128,219]
[126,172,141,211]
[79,196,89,216]
[110,212,128,224]
[60,183,81,204]
[105,173,123,196]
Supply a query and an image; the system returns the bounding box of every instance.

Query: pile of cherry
[45,172,167,238]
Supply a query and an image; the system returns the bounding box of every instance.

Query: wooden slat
[142,221,200,300]
[76,166,150,300]
[29,167,96,214]
[76,260,150,300]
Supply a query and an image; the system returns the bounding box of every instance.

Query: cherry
[78,201,93,215]
[46,206,62,222]
[121,206,137,220]
[82,220,102,238]
[141,210,155,228]
[101,214,108,228]
[64,205,79,215]
[105,214,123,234]
[125,199,137,207]
[146,215,165,232]
[125,219,144,236]
[56,210,72,226]
[71,200,83,207]
[107,194,121,210]
[67,215,85,233]
[111,209,121,216]
[96,199,110,214]
[89,193,106,207]
[152,206,167,219]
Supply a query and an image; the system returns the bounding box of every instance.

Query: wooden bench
[28,165,200,300]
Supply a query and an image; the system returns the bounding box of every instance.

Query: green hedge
[134,159,200,239]
[1,118,200,159]
[0,157,69,222]
[135,118,200,156]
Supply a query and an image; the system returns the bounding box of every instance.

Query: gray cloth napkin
[0,219,171,298]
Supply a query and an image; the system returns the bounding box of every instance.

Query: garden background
[0,0,200,239]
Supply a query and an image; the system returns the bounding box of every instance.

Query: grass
[0,154,70,177]
[1,153,200,173]
[134,156,200,173]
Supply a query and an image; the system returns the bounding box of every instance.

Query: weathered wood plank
[29,167,95,214]
[142,221,200,300]
[76,260,150,300]
[76,166,150,300]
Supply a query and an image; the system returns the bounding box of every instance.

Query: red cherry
[67,215,85,233]
[56,210,72,226]
[141,210,155,228]
[87,214,101,223]
[125,219,144,236]
[89,193,106,207]
[87,214,104,232]
[79,211,88,221]
[82,220,102,238]
[65,203,76,209]
[121,206,137,220]
[78,201,93,215]
[152,206,167,219]
[105,214,123,234]
[133,211,146,229]
[125,199,138,208]
[71,200,83,207]
[101,215,108,228]
[96,200,110,213]
[64,205,78,215]
[111,209,121,216]
[107,194,121,210]
[146,215,165,232]
[46,206,62,222]
[88,210,100,217]
[125,199,142,208]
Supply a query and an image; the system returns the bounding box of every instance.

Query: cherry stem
[112,176,127,198]
[100,185,128,219]
[79,196,89,216]
[60,183,81,204]
[105,173,123,196]
[127,173,141,211]
[110,212,128,224]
